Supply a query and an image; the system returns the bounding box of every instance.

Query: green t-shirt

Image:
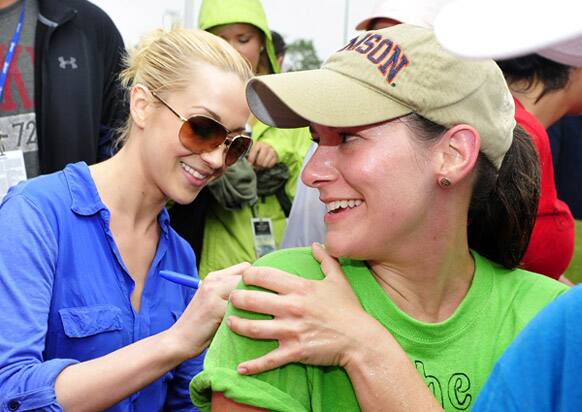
[190,248,568,411]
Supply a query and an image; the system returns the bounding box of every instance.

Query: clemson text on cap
[339,33,409,84]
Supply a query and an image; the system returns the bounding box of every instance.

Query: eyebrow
[191,105,222,121]
[191,105,246,133]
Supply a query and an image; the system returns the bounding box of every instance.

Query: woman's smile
[323,199,365,223]
[180,160,213,187]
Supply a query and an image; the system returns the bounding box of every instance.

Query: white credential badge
[0,112,36,199]
[251,217,277,259]
[0,150,26,200]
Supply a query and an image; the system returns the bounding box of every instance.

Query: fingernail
[237,366,248,375]
[226,317,232,328]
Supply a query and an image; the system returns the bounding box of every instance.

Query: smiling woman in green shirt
[190,25,569,412]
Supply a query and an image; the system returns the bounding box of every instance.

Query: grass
[564,220,582,284]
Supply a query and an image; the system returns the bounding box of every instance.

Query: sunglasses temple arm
[152,92,189,122]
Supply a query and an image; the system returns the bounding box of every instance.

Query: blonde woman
[169,0,312,276]
[0,28,252,411]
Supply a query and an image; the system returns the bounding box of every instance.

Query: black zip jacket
[34,0,126,174]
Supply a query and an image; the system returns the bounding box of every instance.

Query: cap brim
[434,0,582,61]
[246,69,412,128]
[538,37,582,67]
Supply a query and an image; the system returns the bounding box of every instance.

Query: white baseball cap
[433,0,582,67]
[355,0,450,30]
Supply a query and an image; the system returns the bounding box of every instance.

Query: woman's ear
[436,125,480,187]
[129,84,151,130]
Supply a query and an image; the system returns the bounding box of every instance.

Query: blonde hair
[116,27,253,147]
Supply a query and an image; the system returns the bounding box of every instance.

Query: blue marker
[160,270,200,289]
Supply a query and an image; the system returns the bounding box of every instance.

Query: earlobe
[437,125,480,187]
[438,177,452,188]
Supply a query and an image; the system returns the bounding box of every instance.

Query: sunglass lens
[179,116,226,152]
[225,136,252,166]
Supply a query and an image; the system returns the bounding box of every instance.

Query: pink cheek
[343,163,376,191]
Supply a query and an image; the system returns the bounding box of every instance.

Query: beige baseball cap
[247,24,516,170]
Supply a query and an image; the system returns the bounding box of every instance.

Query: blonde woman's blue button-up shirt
[0,162,202,411]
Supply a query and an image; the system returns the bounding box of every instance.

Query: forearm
[344,320,443,412]
[53,262,247,411]
[55,329,191,412]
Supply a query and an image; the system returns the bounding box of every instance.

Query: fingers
[247,144,259,165]
[236,348,295,375]
[195,275,237,306]
[230,288,299,317]
[227,316,285,339]
[265,152,277,168]
[248,142,278,169]
[256,146,277,169]
[201,262,250,301]
[242,266,311,295]
[207,261,251,278]
[311,242,328,264]
[255,145,268,167]
[311,243,346,284]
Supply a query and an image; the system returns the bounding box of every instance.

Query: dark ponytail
[467,125,540,268]
[405,114,540,268]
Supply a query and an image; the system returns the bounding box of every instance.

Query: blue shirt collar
[65,162,107,216]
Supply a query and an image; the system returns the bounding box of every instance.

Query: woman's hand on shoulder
[247,141,278,170]
[168,262,250,359]
[226,243,383,375]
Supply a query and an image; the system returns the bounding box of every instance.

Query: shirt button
[7,400,21,411]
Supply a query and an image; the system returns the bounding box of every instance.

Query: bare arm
[55,263,248,412]
[211,392,267,412]
[225,244,442,412]
[342,319,442,411]
[559,274,574,287]
[55,330,187,411]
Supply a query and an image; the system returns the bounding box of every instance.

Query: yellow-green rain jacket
[198,0,311,275]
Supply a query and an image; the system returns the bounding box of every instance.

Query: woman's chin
[324,235,373,261]
[323,239,352,260]
[169,187,202,206]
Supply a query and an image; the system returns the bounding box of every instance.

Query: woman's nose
[302,146,336,188]
[200,145,226,171]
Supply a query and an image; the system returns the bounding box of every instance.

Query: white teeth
[191,169,204,179]
[325,199,363,212]
[180,162,206,180]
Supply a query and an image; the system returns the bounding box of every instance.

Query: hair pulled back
[116,28,253,147]
[406,114,540,269]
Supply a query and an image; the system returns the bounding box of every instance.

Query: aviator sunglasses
[151,90,252,167]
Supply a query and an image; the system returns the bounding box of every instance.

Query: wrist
[342,317,395,373]
[160,327,202,362]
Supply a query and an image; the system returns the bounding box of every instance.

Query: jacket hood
[198,0,280,73]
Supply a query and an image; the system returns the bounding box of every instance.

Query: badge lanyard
[0,0,27,103]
